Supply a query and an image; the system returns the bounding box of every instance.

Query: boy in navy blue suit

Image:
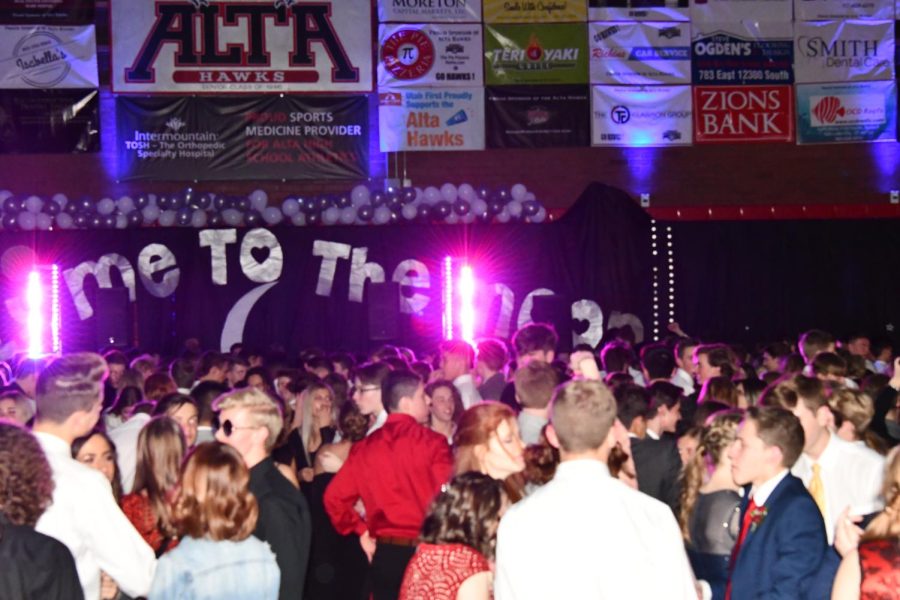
[726,406,827,600]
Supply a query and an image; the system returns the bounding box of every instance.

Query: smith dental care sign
[110,0,372,93]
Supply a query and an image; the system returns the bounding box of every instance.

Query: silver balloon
[142,205,161,224]
[322,206,341,225]
[18,212,36,230]
[348,248,385,302]
[52,193,68,207]
[249,189,268,212]
[24,195,43,214]
[158,210,177,227]
[97,197,116,215]
[36,214,53,230]
[222,209,243,227]
[373,206,391,225]
[339,207,357,225]
[531,206,547,223]
[511,183,528,201]
[115,214,128,229]
[507,201,523,218]
[401,203,417,220]
[312,240,351,296]
[199,229,237,285]
[191,209,208,228]
[496,208,511,223]
[55,212,73,229]
[63,254,136,319]
[240,229,283,283]
[116,196,135,214]
[138,243,180,298]
[281,198,300,217]
[263,207,283,226]
[291,212,307,226]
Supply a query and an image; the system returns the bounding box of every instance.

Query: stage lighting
[24,265,62,358]
[25,271,43,358]
[459,265,476,345]
[442,256,453,340]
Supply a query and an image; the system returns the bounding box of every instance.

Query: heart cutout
[251,246,270,264]
[572,319,590,335]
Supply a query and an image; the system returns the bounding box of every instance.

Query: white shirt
[108,412,152,493]
[792,433,884,544]
[495,459,696,600]
[453,373,483,410]
[366,409,388,436]
[671,368,695,396]
[750,469,789,506]
[34,432,156,600]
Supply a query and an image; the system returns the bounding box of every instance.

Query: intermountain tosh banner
[378,88,485,152]
[116,95,368,180]
[110,0,372,93]
[0,25,98,89]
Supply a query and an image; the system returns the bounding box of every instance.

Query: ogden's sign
[110,0,372,93]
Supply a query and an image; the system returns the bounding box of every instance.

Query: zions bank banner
[0,184,653,356]
[110,0,372,93]
[116,95,368,181]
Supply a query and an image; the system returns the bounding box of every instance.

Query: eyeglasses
[352,385,380,395]
[220,419,261,437]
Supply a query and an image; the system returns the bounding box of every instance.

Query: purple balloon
[127,211,143,227]
[208,212,223,228]
[477,187,491,200]
[73,213,88,228]
[90,214,104,228]
[157,195,171,210]
[417,204,432,222]
[488,200,504,215]
[44,199,61,216]
[102,214,117,228]
[245,210,262,227]
[2,214,17,229]
[497,189,511,203]
[522,200,540,217]
[236,197,251,212]
[306,211,321,226]
[195,193,212,210]
[453,200,471,216]
[135,195,149,209]
[64,200,79,214]
[401,188,417,204]
[177,207,193,226]
[336,195,352,209]
[390,211,401,225]
[433,201,451,219]
[371,191,386,207]
[357,204,373,222]
[214,195,228,210]
[78,197,94,213]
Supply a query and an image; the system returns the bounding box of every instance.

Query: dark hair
[812,352,847,378]
[338,402,369,443]
[780,353,806,375]
[133,416,186,537]
[197,351,227,378]
[614,384,649,429]
[647,381,682,418]
[746,406,805,468]
[107,385,144,418]
[382,370,422,412]
[354,361,392,388]
[440,340,475,368]
[476,339,508,372]
[103,351,129,368]
[600,342,633,374]
[306,356,333,375]
[425,380,464,424]
[604,371,634,391]
[171,442,258,541]
[693,400,732,428]
[144,372,177,402]
[0,422,54,527]
[191,381,229,425]
[641,343,676,380]
[330,352,356,374]
[514,362,559,410]
[512,323,558,357]
[698,376,738,407]
[674,338,700,363]
[72,429,123,503]
[323,373,350,409]
[799,329,835,364]
[523,427,559,487]
[36,353,107,424]
[153,393,199,420]
[420,472,506,561]
[169,358,196,390]
[409,361,433,383]
[694,344,736,379]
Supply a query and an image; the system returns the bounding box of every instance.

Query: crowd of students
[0,322,898,600]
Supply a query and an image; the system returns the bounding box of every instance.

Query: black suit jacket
[249,457,312,600]
[631,436,682,513]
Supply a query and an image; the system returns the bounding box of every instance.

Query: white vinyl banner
[378,0,482,22]
[589,21,691,85]
[794,0,894,20]
[591,84,692,146]
[378,23,483,87]
[690,0,792,22]
[588,0,690,22]
[378,87,485,151]
[110,0,372,93]
[0,25,97,89]
[794,20,894,83]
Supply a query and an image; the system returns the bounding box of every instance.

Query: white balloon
[532,206,548,223]
[351,185,370,206]
[458,183,476,202]
[55,212,73,229]
[191,209,208,228]
[496,208,511,223]
[423,186,441,205]
[440,183,458,202]
[142,205,161,224]
[263,206,282,225]
[0,190,13,203]
[340,207,357,224]
[52,193,68,207]
[97,197,116,215]
[291,212,307,226]
[401,203,418,220]
[446,213,460,225]
[158,210,177,227]
[511,183,528,201]
[147,194,158,206]
[322,206,341,225]
[472,198,488,215]
[507,201,523,217]
[222,209,243,226]
[281,198,300,217]
[18,212,36,230]
[249,189,268,212]
[116,196,135,214]
[524,192,536,202]
[115,214,128,229]
[24,195,43,213]
[37,214,52,230]
[373,206,391,225]
[461,212,477,224]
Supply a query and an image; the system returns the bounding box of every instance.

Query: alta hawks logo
[381,29,435,80]
[812,96,845,123]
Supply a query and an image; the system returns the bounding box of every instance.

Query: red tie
[725,498,759,600]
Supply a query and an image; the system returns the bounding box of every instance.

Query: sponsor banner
[116,95,368,180]
[797,80,896,143]
[0,88,98,153]
[0,25,97,89]
[0,0,93,24]
[485,84,590,148]
[483,0,587,22]
[693,85,794,143]
[589,22,691,85]
[591,85,692,146]
[794,0,894,20]
[484,24,589,85]
[588,0,689,21]
[378,87,484,151]
[690,0,792,23]
[794,20,894,84]
[692,22,793,85]
[378,24,483,87]
[377,0,482,22]
[110,0,372,94]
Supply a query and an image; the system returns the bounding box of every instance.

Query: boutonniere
[748,506,768,532]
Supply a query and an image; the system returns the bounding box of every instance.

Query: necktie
[808,463,826,518]
[725,498,759,600]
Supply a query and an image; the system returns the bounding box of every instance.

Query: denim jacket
[148,536,280,599]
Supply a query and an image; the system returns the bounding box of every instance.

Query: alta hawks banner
[378,24,483,88]
[796,81,897,143]
[589,22,691,85]
[116,95,368,180]
[0,185,652,355]
[377,0,482,22]
[794,20,894,84]
[485,24,588,85]
[0,0,93,24]
[794,0,894,20]
[483,0,587,22]
[378,87,485,151]
[0,25,97,89]
[591,85,692,146]
[690,0,792,22]
[588,0,689,22]
[693,85,794,142]
[0,88,98,152]
[485,85,590,148]
[692,22,793,85]
[110,0,372,93]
